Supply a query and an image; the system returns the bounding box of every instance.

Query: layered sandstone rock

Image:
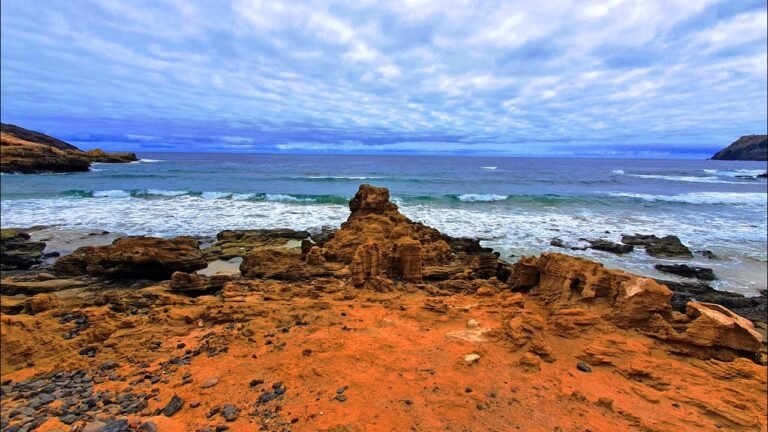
[323,185,453,266]
[205,229,310,260]
[84,148,137,163]
[169,272,230,294]
[510,252,763,359]
[53,236,207,280]
[1,123,136,174]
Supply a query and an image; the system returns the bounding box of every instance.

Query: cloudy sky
[1,0,766,157]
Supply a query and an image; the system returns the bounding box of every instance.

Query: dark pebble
[336,385,348,394]
[576,362,592,373]
[249,379,264,387]
[220,404,239,422]
[334,394,347,402]
[163,395,184,417]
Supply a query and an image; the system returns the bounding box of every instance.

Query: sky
[1,0,766,158]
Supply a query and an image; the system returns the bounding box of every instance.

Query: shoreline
[5,222,765,299]
[0,184,766,431]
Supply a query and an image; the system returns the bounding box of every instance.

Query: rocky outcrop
[84,148,138,163]
[53,236,207,280]
[711,135,767,161]
[205,229,310,260]
[509,253,763,359]
[584,239,633,254]
[0,123,136,174]
[650,302,764,359]
[530,253,673,329]
[169,272,230,295]
[655,264,716,281]
[240,249,309,281]
[661,280,766,324]
[322,185,453,266]
[621,234,692,258]
[0,229,46,270]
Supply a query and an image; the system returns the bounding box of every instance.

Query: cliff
[0,123,138,174]
[711,135,768,161]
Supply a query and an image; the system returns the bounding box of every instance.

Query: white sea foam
[481,166,497,170]
[628,174,752,184]
[93,190,130,198]
[703,168,766,178]
[611,169,625,175]
[610,192,767,205]
[264,193,315,202]
[139,159,163,163]
[456,194,508,202]
[231,193,257,200]
[2,194,765,294]
[145,189,187,197]
[303,175,383,180]
[201,192,233,200]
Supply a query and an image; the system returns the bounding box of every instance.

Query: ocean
[2,153,766,295]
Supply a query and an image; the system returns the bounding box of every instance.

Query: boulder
[239,249,308,280]
[0,228,45,270]
[24,293,61,314]
[533,253,673,328]
[169,272,229,294]
[621,234,692,258]
[585,239,633,254]
[655,264,716,281]
[651,302,763,358]
[53,236,207,280]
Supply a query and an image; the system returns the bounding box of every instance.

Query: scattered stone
[190,401,201,408]
[336,385,348,394]
[200,376,220,388]
[577,362,592,373]
[621,234,692,258]
[220,404,239,422]
[695,250,719,260]
[138,421,158,432]
[334,394,347,402]
[464,353,481,364]
[585,239,634,254]
[466,319,480,328]
[249,379,264,387]
[655,264,716,281]
[163,395,184,417]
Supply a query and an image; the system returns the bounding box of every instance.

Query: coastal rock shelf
[0,123,137,174]
[0,185,765,431]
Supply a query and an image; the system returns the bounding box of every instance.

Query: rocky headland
[711,135,768,161]
[0,185,766,431]
[0,124,137,174]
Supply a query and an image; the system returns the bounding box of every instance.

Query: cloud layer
[1,0,766,157]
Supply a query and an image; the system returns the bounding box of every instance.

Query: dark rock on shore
[0,123,136,174]
[54,236,207,280]
[710,135,767,161]
[0,229,46,270]
[585,239,634,254]
[621,234,692,258]
[655,264,716,281]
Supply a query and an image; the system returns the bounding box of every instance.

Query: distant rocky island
[0,123,137,174]
[711,135,768,161]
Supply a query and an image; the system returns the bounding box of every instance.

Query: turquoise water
[2,153,766,294]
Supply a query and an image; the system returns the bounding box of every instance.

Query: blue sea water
[1,153,766,294]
